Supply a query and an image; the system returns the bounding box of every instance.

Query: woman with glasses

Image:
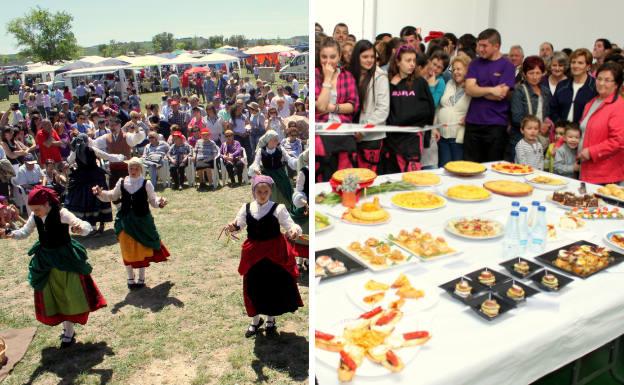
[577,62,624,184]
[205,103,224,146]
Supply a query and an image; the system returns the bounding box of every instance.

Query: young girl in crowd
[514,115,544,170]
[0,195,26,230]
[250,130,298,212]
[350,39,390,173]
[545,122,567,173]
[3,186,106,348]
[385,45,435,173]
[227,175,303,337]
[93,158,170,290]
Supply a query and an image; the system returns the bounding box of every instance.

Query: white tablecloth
[315,163,624,385]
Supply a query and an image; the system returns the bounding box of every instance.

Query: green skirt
[263,167,294,213]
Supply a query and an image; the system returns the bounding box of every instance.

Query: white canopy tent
[159,52,241,74]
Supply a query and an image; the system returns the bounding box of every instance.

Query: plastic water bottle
[503,211,520,259]
[529,206,548,253]
[518,207,529,254]
[528,201,540,228]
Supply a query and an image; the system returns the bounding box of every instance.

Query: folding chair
[10,177,29,216]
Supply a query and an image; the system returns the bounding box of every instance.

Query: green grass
[0,184,309,385]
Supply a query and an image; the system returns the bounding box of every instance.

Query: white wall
[316,0,623,56]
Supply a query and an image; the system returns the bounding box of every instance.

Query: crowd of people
[314,22,624,185]
[0,61,311,345]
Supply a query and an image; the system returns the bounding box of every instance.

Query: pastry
[483,180,533,197]
[381,350,405,373]
[610,234,624,249]
[315,330,345,352]
[444,161,486,175]
[492,162,534,174]
[316,255,333,267]
[338,346,364,382]
[332,168,377,184]
[480,299,501,317]
[454,280,472,298]
[506,284,525,300]
[513,260,530,275]
[541,273,559,289]
[554,244,613,276]
[395,285,425,299]
[364,280,390,291]
[597,184,624,200]
[363,292,385,305]
[551,192,599,208]
[391,191,446,210]
[402,171,441,186]
[391,273,410,289]
[400,331,431,347]
[530,175,566,185]
[559,215,585,230]
[478,270,496,286]
[343,197,390,224]
[327,260,347,274]
[390,228,455,258]
[568,207,623,220]
[316,265,327,277]
[446,185,491,200]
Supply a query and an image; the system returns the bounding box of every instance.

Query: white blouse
[292,169,308,208]
[234,200,301,235]
[12,208,92,239]
[96,176,161,208]
[250,146,298,174]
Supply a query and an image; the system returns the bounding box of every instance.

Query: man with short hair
[203,75,216,103]
[75,81,88,106]
[169,72,181,96]
[539,42,554,61]
[99,117,146,191]
[168,100,190,137]
[15,154,43,193]
[333,23,349,44]
[117,101,131,126]
[508,45,525,83]
[593,38,612,70]
[225,78,237,101]
[464,28,516,162]
[400,26,422,52]
[289,74,300,98]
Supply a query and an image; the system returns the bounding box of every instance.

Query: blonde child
[227,175,302,337]
[545,122,567,173]
[553,125,581,179]
[515,115,544,170]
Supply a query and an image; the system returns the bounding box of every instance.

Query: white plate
[605,231,624,252]
[341,217,392,226]
[400,171,443,188]
[315,222,334,233]
[595,192,624,205]
[345,272,441,313]
[525,174,569,190]
[389,192,447,211]
[316,314,432,378]
[341,241,419,271]
[445,217,505,240]
[545,196,603,210]
[387,234,462,262]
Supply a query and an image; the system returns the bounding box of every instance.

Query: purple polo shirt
[465,56,516,126]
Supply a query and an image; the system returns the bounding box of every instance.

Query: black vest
[34,205,71,248]
[246,202,280,241]
[120,178,149,217]
[301,166,309,198]
[260,146,283,170]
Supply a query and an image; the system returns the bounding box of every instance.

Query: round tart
[391,191,446,210]
[332,168,377,184]
[491,162,534,175]
[446,185,491,201]
[483,180,533,197]
[444,161,486,176]
[402,171,441,186]
[480,299,500,317]
[342,197,390,224]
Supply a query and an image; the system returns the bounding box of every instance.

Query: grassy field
[0,183,309,385]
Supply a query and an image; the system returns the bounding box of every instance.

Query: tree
[152,32,175,53]
[6,7,80,64]
[207,35,224,49]
[226,35,247,48]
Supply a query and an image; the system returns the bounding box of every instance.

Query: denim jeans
[147,164,158,186]
[250,132,264,155]
[438,137,464,167]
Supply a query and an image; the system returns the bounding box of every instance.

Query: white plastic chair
[155,159,171,188]
[241,147,249,184]
[184,159,196,187]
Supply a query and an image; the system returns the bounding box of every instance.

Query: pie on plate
[483,180,533,197]
[528,175,567,186]
[554,244,614,277]
[491,162,534,175]
[332,168,377,184]
[343,197,390,225]
[445,185,491,201]
[551,192,600,208]
[446,217,504,239]
[444,161,486,176]
[597,184,624,200]
[402,172,441,186]
[607,233,624,250]
[390,192,446,210]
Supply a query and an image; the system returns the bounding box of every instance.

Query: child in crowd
[281,124,303,159]
[553,124,581,179]
[167,132,192,190]
[515,115,544,170]
[3,186,106,348]
[545,122,567,173]
[0,195,26,230]
[93,158,170,290]
[227,175,302,337]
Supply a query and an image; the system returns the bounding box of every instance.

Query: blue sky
[1,0,308,54]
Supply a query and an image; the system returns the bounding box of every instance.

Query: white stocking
[138,268,145,282]
[126,266,135,281]
[62,321,75,338]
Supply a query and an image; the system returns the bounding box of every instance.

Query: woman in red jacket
[578,62,624,184]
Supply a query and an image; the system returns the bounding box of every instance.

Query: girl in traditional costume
[249,130,298,212]
[93,157,170,290]
[4,186,107,348]
[227,175,303,337]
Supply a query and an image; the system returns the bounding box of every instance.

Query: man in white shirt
[16,155,43,193]
[289,75,300,97]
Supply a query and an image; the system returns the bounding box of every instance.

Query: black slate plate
[529,269,574,292]
[465,267,512,288]
[438,276,490,304]
[316,248,367,281]
[534,240,624,279]
[499,257,544,279]
[492,279,540,303]
[467,292,517,322]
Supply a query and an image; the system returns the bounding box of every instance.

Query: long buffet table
[315,162,624,385]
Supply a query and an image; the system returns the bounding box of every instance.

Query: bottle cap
[511,211,519,216]
[520,206,528,212]
[512,201,520,207]
[532,201,540,206]
[538,206,546,212]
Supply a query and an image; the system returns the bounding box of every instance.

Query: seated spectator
[0,195,25,230]
[15,154,43,193]
[41,158,66,198]
[220,130,244,186]
[281,124,303,158]
[142,131,170,186]
[166,132,192,190]
[193,129,219,191]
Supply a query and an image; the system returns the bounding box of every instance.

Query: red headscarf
[27,186,60,206]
